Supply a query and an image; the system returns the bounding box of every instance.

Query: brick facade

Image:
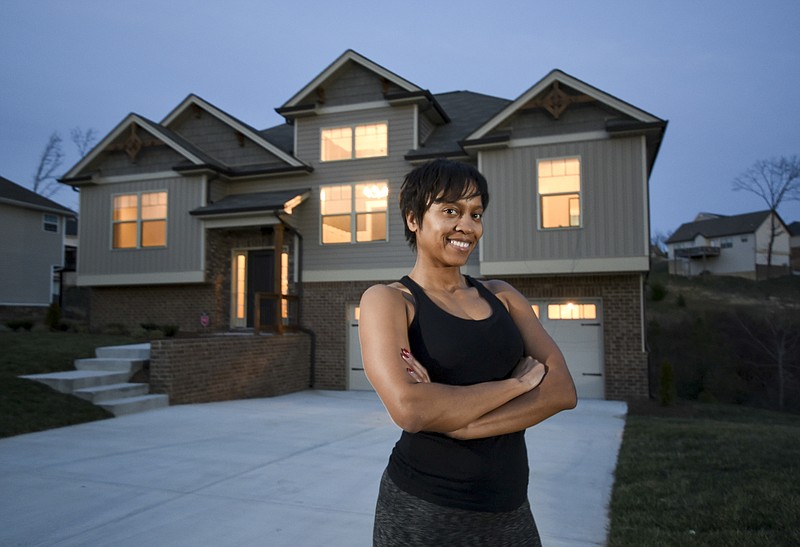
[301,273,649,400]
[149,332,311,404]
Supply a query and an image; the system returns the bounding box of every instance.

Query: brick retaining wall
[149,333,311,404]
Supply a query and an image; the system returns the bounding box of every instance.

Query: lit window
[43,214,58,233]
[112,191,167,249]
[548,302,597,320]
[531,304,540,318]
[321,123,387,161]
[320,182,388,244]
[538,157,581,229]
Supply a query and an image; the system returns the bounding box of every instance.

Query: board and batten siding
[480,136,648,272]
[77,175,205,284]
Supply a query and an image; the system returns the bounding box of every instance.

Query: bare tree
[31,132,65,198]
[70,127,97,156]
[732,156,800,275]
[31,127,97,200]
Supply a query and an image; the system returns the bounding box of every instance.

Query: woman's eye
[472,213,483,220]
[444,208,457,215]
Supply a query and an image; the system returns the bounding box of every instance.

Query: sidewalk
[0,391,627,546]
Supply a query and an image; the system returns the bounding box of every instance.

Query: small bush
[44,303,62,330]
[103,323,129,335]
[5,319,34,332]
[650,283,667,302]
[676,293,686,307]
[659,360,677,406]
[162,324,179,337]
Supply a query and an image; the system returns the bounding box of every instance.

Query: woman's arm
[358,283,545,434]
[447,280,577,440]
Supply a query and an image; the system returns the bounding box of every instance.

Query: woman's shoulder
[361,281,414,307]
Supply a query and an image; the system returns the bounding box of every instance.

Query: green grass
[0,331,141,438]
[608,401,800,546]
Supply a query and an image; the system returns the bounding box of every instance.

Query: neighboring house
[60,50,666,400]
[666,210,791,279]
[789,221,800,273]
[0,175,76,319]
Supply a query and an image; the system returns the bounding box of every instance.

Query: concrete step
[95,343,150,360]
[73,382,150,403]
[21,370,130,394]
[74,358,146,375]
[98,394,169,417]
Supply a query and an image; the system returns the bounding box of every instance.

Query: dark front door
[246,249,275,328]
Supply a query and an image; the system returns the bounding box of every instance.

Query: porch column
[274,223,284,333]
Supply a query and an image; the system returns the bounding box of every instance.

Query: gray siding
[480,136,647,263]
[419,113,436,145]
[320,63,403,107]
[495,102,621,140]
[231,105,419,274]
[78,175,205,278]
[168,109,286,168]
[0,203,63,304]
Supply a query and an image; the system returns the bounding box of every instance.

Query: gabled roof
[62,113,217,182]
[162,94,306,168]
[0,175,75,215]
[789,221,800,237]
[465,69,664,142]
[279,49,423,110]
[405,91,511,160]
[666,210,779,243]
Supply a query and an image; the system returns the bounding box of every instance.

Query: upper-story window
[320,182,388,244]
[538,157,581,229]
[112,191,168,249]
[43,214,58,233]
[321,123,387,161]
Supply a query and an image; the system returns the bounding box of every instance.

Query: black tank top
[386,275,529,512]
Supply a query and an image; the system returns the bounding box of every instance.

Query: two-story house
[0,175,77,321]
[667,210,791,279]
[60,50,666,400]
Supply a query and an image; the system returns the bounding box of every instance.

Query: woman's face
[408,191,484,266]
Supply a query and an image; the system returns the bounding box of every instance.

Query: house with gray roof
[60,50,666,401]
[0,175,76,320]
[666,210,791,279]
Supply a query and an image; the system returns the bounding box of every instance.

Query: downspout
[274,211,316,388]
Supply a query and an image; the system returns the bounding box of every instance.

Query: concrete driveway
[0,390,627,546]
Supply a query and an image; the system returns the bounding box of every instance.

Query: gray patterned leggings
[373,470,542,547]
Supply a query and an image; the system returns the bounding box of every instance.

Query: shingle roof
[666,211,772,243]
[190,189,310,216]
[0,175,75,215]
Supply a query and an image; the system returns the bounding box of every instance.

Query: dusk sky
[2,1,799,236]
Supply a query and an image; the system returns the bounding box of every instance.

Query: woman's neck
[408,263,466,293]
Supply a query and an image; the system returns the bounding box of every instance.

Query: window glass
[321,123,387,161]
[538,158,581,229]
[112,191,167,249]
[355,123,388,158]
[321,127,352,161]
[43,214,58,233]
[547,303,597,320]
[321,182,388,244]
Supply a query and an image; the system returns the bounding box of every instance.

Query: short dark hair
[399,159,490,251]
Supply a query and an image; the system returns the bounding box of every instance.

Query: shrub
[659,360,677,406]
[650,283,667,302]
[5,319,34,332]
[44,303,62,330]
[676,293,686,307]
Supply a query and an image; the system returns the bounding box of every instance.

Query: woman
[359,158,577,546]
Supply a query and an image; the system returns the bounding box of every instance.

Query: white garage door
[534,299,604,399]
[348,304,373,390]
[347,299,605,398]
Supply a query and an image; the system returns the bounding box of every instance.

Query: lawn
[608,400,800,546]
[0,331,141,438]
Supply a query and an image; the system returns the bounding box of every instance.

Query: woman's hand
[400,347,430,383]
[512,356,548,391]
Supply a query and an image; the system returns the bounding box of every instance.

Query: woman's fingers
[401,347,430,383]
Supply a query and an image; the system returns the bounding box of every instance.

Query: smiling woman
[358,158,577,546]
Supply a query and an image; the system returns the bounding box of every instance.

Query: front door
[348,304,372,390]
[246,250,275,329]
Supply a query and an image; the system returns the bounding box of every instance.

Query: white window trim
[110,190,168,250]
[319,181,389,245]
[43,214,59,233]
[319,121,389,162]
[536,155,583,231]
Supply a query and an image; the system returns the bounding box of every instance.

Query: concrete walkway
[0,391,627,546]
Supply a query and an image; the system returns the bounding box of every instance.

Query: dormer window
[321,122,387,161]
[537,157,581,229]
